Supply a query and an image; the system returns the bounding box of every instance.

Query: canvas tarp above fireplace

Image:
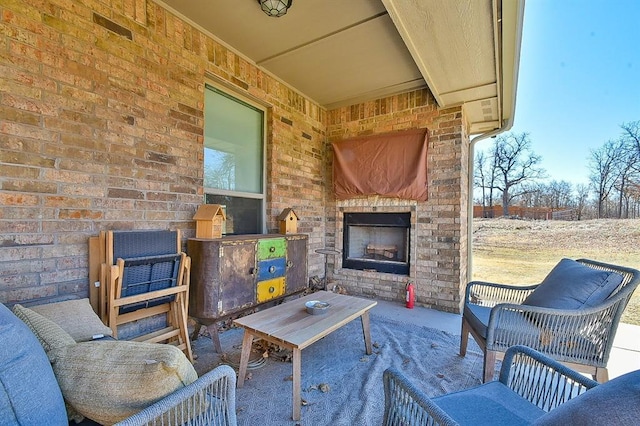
[332,129,428,201]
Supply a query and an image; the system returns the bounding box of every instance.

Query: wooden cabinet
[187,234,308,350]
[285,235,308,294]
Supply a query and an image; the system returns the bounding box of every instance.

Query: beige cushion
[29,298,113,342]
[48,340,198,425]
[12,304,76,353]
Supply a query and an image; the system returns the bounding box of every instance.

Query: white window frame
[203,81,268,234]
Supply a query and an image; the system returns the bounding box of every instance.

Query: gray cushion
[464,304,491,338]
[434,381,546,425]
[0,303,68,425]
[464,304,533,337]
[523,258,623,309]
[534,369,640,425]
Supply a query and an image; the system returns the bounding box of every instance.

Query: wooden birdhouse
[278,208,299,234]
[193,204,226,239]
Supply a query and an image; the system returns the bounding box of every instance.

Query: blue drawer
[256,257,286,281]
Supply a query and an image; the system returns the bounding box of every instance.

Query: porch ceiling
[157,0,524,134]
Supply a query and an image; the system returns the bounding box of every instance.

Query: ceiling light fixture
[257,0,293,17]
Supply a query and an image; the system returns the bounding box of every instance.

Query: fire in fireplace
[343,212,410,275]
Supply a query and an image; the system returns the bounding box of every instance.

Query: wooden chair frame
[92,229,193,362]
[108,253,193,362]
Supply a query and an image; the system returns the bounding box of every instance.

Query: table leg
[361,311,373,355]
[205,322,223,353]
[292,347,302,421]
[237,330,254,388]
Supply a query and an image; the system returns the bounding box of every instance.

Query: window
[203,84,265,235]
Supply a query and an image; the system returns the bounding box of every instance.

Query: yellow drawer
[256,277,285,303]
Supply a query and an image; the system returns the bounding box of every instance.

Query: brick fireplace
[342,211,411,275]
[330,204,417,302]
[325,100,470,314]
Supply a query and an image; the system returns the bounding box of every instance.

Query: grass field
[472,218,640,325]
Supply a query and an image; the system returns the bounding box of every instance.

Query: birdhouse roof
[277,208,298,221]
[193,204,226,220]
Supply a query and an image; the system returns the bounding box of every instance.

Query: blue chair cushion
[464,304,533,338]
[464,304,491,338]
[434,381,546,425]
[0,303,68,425]
[534,369,640,425]
[118,254,182,314]
[523,258,623,309]
[112,230,178,259]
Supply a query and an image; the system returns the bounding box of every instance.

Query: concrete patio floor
[369,298,640,380]
[194,296,640,382]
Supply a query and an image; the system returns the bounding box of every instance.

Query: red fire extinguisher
[406,282,415,309]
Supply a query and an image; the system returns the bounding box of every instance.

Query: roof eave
[383,0,526,134]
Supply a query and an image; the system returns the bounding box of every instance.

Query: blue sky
[476,0,640,186]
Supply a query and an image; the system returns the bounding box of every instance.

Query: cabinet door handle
[269,286,275,294]
[269,246,276,252]
[269,265,276,273]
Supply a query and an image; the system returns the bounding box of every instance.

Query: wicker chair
[383,345,640,426]
[460,258,640,382]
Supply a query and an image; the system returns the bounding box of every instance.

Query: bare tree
[474,149,498,217]
[474,150,488,214]
[629,183,640,218]
[574,183,590,220]
[621,121,640,154]
[204,150,236,190]
[612,145,639,218]
[548,180,573,210]
[491,132,546,216]
[589,140,624,218]
[515,182,541,208]
[532,180,574,211]
[617,121,640,218]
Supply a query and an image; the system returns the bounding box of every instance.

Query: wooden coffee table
[234,290,377,421]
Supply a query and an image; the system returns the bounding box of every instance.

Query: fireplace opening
[343,212,410,275]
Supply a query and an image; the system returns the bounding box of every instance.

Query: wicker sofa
[0,301,237,426]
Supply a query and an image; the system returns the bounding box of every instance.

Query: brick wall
[0,0,470,313]
[326,90,470,313]
[0,0,325,304]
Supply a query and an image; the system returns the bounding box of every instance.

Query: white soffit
[499,0,525,127]
[157,0,428,108]
[157,0,524,133]
[382,0,497,107]
[260,15,425,108]
[384,0,525,133]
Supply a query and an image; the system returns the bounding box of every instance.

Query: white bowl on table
[305,300,330,315]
